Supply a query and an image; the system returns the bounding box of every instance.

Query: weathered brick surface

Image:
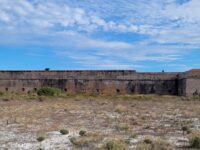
[0,70,199,96]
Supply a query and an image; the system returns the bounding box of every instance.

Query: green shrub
[151,139,173,150]
[70,137,78,145]
[137,138,173,150]
[37,136,45,142]
[189,136,200,148]
[37,87,61,96]
[70,137,90,147]
[79,130,87,136]
[114,104,127,113]
[136,144,151,150]
[182,126,191,134]
[60,129,69,135]
[0,92,4,96]
[105,140,126,150]
[144,138,153,144]
[124,138,131,145]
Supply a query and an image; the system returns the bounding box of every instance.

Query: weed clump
[70,132,104,148]
[189,133,200,148]
[144,138,153,144]
[0,92,4,96]
[37,136,45,142]
[182,126,191,135]
[137,138,173,150]
[79,130,87,136]
[114,104,127,113]
[105,140,127,150]
[60,129,69,135]
[37,87,61,96]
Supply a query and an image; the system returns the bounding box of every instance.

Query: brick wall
[0,70,199,96]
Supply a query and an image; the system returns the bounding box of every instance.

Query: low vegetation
[37,137,45,142]
[60,129,69,135]
[137,138,173,150]
[70,132,104,148]
[37,87,61,96]
[1,94,200,149]
[114,104,127,113]
[189,132,200,148]
[79,130,87,136]
[105,140,127,150]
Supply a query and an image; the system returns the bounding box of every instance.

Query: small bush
[136,143,151,150]
[37,136,45,142]
[60,129,69,135]
[0,92,4,96]
[140,138,173,150]
[124,138,131,145]
[69,137,76,144]
[70,133,103,148]
[37,87,61,96]
[79,130,87,136]
[151,139,173,150]
[114,104,127,113]
[144,138,153,144]
[189,136,200,148]
[105,140,127,150]
[182,126,191,134]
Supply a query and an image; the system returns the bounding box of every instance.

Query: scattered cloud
[0,0,199,70]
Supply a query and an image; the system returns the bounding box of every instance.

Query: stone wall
[0,70,199,96]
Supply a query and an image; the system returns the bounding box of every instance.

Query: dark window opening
[130,86,135,93]
[168,90,172,94]
[5,88,8,92]
[22,88,25,92]
[193,89,198,96]
[96,89,100,93]
[34,88,37,91]
[151,87,155,93]
[116,89,120,93]
[64,88,67,92]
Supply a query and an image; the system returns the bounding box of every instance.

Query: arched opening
[96,89,100,93]
[22,88,25,92]
[5,88,8,92]
[130,86,135,93]
[116,89,120,93]
[34,88,37,92]
[64,88,67,92]
[168,89,172,94]
[151,86,155,94]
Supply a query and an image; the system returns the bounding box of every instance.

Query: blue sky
[0,0,199,71]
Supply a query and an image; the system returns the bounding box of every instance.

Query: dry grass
[0,93,200,149]
[70,132,104,148]
[114,104,127,113]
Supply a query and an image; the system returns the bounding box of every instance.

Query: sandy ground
[0,95,200,150]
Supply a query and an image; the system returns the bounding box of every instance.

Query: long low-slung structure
[0,69,200,96]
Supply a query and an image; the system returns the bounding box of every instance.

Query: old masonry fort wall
[0,69,200,96]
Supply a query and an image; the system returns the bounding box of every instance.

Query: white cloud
[0,0,140,33]
[0,0,199,70]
